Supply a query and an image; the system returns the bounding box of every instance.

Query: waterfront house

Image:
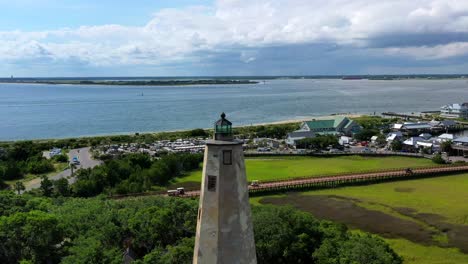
[429,119,457,129]
[286,131,316,146]
[452,136,468,156]
[298,116,362,136]
[440,103,468,119]
[437,133,456,142]
[403,137,423,152]
[398,122,432,136]
[403,137,439,153]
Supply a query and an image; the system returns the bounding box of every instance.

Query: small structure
[440,103,468,119]
[193,113,257,264]
[339,136,352,146]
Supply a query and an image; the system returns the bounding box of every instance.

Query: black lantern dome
[214,112,233,140]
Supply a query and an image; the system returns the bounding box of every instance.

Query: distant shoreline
[0,79,258,86]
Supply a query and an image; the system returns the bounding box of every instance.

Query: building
[395,122,432,136]
[429,120,458,131]
[339,136,352,146]
[298,116,362,136]
[452,136,468,156]
[386,131,403,142]
[440,103,468,119]
[193,113,257,264]
[286,131,316,146]
[437,133,456,142]
[254,137,281,148]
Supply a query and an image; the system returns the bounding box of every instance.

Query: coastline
[0,113,365,143]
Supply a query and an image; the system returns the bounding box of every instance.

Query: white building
[286,131,316,146]
[440,103,468,119]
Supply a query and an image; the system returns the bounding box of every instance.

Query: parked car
[167,187,185,196]
[250,180,260,187]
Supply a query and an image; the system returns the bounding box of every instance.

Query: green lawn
[303,173,468,225]
[385,238,468,264]
[176,155,435,184]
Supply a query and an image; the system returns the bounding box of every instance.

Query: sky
[2,0,468,77]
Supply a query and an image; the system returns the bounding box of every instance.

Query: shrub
[432,154,446,164]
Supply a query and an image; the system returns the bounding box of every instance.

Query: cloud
[2,0,468,75]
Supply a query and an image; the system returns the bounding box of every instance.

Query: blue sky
[2,0,468,77]
[0,0,213,30]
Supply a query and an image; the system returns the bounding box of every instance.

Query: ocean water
[1,79,468,141]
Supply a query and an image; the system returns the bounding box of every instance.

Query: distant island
[0,79,258,86]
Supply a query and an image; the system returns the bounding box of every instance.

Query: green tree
[354,129,379,141]
[28,158,54,174]
[40,176,53,197]
[390,140,402,151]
[253,206,322,263]
[14,181,25,195]
[0,161,24,180]
[0,210,63,263]
[440,140,453,153]
[376,134,387,146]
[432,154,446,164]
[53,178,70,197]
[53,154,69,163]
[343,234,402,264]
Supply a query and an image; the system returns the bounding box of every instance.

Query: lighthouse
[193,113,257,264]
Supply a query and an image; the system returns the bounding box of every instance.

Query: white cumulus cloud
[1,0,468,69]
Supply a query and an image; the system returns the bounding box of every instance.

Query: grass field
[385,238,468,264]
[175,155,435,185]
[303,173,468,225]
[256,173,468,264]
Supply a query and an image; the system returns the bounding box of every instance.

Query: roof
[417,141,433,147]
[419,133,432,139]
[402,123,432,129]
[454,136,468,143]
[403,137,424,146]
[214,112,232,126]
[287,131,316,138]
[304,116,348,130]
[438,133,456,140]
[316,131,341,135]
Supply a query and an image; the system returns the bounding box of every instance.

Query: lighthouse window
[223,150,232,165]
[208,175,217,191]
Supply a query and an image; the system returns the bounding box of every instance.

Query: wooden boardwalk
[109,164,468,199]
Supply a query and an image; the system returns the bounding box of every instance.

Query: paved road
[24,147,101,191]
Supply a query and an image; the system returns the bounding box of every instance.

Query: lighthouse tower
[193,113,257,264]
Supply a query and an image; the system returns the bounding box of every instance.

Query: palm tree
[14,181,25,194]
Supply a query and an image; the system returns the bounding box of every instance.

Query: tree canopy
[0,192,402,264]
